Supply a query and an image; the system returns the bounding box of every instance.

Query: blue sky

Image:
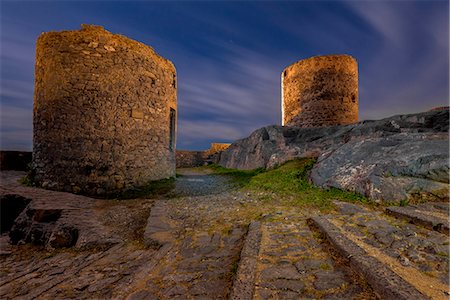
[1,1,448,151]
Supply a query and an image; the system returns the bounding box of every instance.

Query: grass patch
[207,159,368,209]
[204,164,264,187]
[244,159,368,209]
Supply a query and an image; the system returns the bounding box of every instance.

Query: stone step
[386,204,449,235]
[230,221,262,300]
[311,201,450,300]
[309,216,429,300]
[232,215,377,299]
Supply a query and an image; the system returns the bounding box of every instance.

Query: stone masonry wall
[204,143,231,156]
[282,55,358,128]
[176,143,231,168]
[176,151,206,168]
[33,24,177,195]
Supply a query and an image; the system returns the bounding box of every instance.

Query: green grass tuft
[399,199,410,207]
[18,175,35,187]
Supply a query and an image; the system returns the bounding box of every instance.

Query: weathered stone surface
[176,143,231,168]
[313,270,347,290]
[1,169,446,298]
[144,201,176,249]
[260,265,302,281]
[311,201,450,298]
[176,150,206,168]
[230,221,261,300]
[2,172,122,250]
[311,132,449,202]
[220,109,449,202]
[48,225,79,249]
[33,24,177,196]
[253,219,374,299]
[282,54,358,128]
[310,216,429,300]
[386,204,449,235]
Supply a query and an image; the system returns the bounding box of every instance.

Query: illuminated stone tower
[33,25,177,195]
[281,54,358,127]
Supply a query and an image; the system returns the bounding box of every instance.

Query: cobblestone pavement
[328,201,449,293]
[253,217,375,299]
[1,170,449,299]
[169,167,235,197]
[0,170,249,299]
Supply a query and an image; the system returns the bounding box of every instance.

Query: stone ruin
[32,25,177,195]
[281,54,358,127]
[30,24,360,195]
[176,143,231,168]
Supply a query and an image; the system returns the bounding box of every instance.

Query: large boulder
[310,133,448,202]
[219,109,449,202]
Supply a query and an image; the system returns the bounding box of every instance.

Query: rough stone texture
[282,54,358,127]
[220,109,449,202]
[252,217,375,299]
[386,204,449,235]
[144,201,177,249]
[310,216,429,300]
[311,200,450,298]
[230,221,261,300]
[33,24,177,195]
[176,143,231,168]
[0,151,32,171]
[311,132,449,202]
[1,171,121,250]
[175,151,206,168]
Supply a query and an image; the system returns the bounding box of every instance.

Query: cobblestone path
[252,218,374,299]
[1,170,449,299]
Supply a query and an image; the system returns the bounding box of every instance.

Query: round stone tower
[281,54,358,127]
[33,24,177,195]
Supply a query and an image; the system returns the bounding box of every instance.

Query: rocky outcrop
[219,109,449,202]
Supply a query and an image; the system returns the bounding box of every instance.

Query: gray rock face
[311,132,448,201]
[219,109,449,202]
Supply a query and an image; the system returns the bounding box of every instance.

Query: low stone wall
[176,151,207,168]
[204,143,231,156]
[0,151,32,171]
[176,143,231,168]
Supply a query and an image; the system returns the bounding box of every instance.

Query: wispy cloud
[0,1,448,151]
[0,79,34,105]
[0,104,32,150]
[175,38,283,149]
[346,1,449,120]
